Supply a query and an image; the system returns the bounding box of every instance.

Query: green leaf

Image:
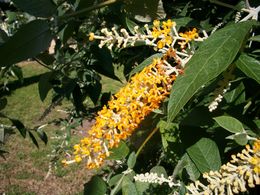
[135,181,150,195]
[126,18,143,35]
[0,29,8,46]
[234,133,248,145]
[109,174,124,187]
[187,138,221,173]
[12,0,56,17]
[249,35,260,42]
[28,131,39,148]
[174,17,195,31]
[127,152,136,169]
[84,176,107,195]
[72,84,86,114]
[0,20,53,68]
[129,53,163,76]
[38,72,53,101]
[158,120,178,149]
[12,65,23,82]
[213,116,244,133]
[179,2,191,17]
[91,45,119,80]
[110,174,125,195]
[36,52,55,65]
[125,0,166,22]
[37,128,48,144]
[76,0,95,11]
[6,11,17,23]
[224,82,245,105]
[59,22,76,44]
[167,21,253,122]
[122,176,138,195]
[236,53,260,84]
[107,141,129,160]
[150,166,167,177]
[182,153,200,181]
[10,119,27,138]
[180,106,214,127]
[0,98,7,111]
[88,82,102,105]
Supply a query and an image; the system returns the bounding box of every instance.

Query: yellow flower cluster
[186,139,260,195]
[152,19,176,49]
[63,57,180,169]
[178,28,199,49]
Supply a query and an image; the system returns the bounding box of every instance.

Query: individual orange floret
[178,28,199,49]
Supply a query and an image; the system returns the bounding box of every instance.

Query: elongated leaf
[0,29,8,46]
[0,20,53,68]
[12,0,56,17]
[236,53,260,84]
[91,45,119,80]
[135,181,150,195]
[122,176,138,195]
[214,116,244,133]
[28,131,39,148]
[36,52,55,65]
[10,119,27,138]
[175,153,200,181]
[38,72,53,101]
[129,53,163,76]
[37,128,48,144]
[0,98,7,111]
[109,174,124,187]
[234,133,248,145]
[110,175,125,195]
[127,152,136,169]
[150,166,167,177]
[107,141,129,160]
[76,0,95,11]
[84,176,107,195]
[224,82,245,105]
[125,0,165,22]
[126,18,145,35]
[249,35,260,42]
[187,138,221,173]
[12,65,23,82]
[174,17,195,31]
[167,21,253,122]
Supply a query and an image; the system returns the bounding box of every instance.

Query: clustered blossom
[63,55,181,169]
[89,19,207,68]
[134,172,180,188]
[186,139,260,195]
[62,19,206,169]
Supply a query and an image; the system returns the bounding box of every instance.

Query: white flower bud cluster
[89,21,208,68]
[186,140,260,195]
[208,82,231,112]
[208,66,235,112]
[211,22,224,35]
[235,11,242,23]
[134,172,180,188]
[93,26,155,50]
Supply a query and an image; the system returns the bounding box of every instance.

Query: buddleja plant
[0,0,259,194]
[61,1,260,195]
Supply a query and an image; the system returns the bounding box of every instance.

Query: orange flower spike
[64,54,180,169]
